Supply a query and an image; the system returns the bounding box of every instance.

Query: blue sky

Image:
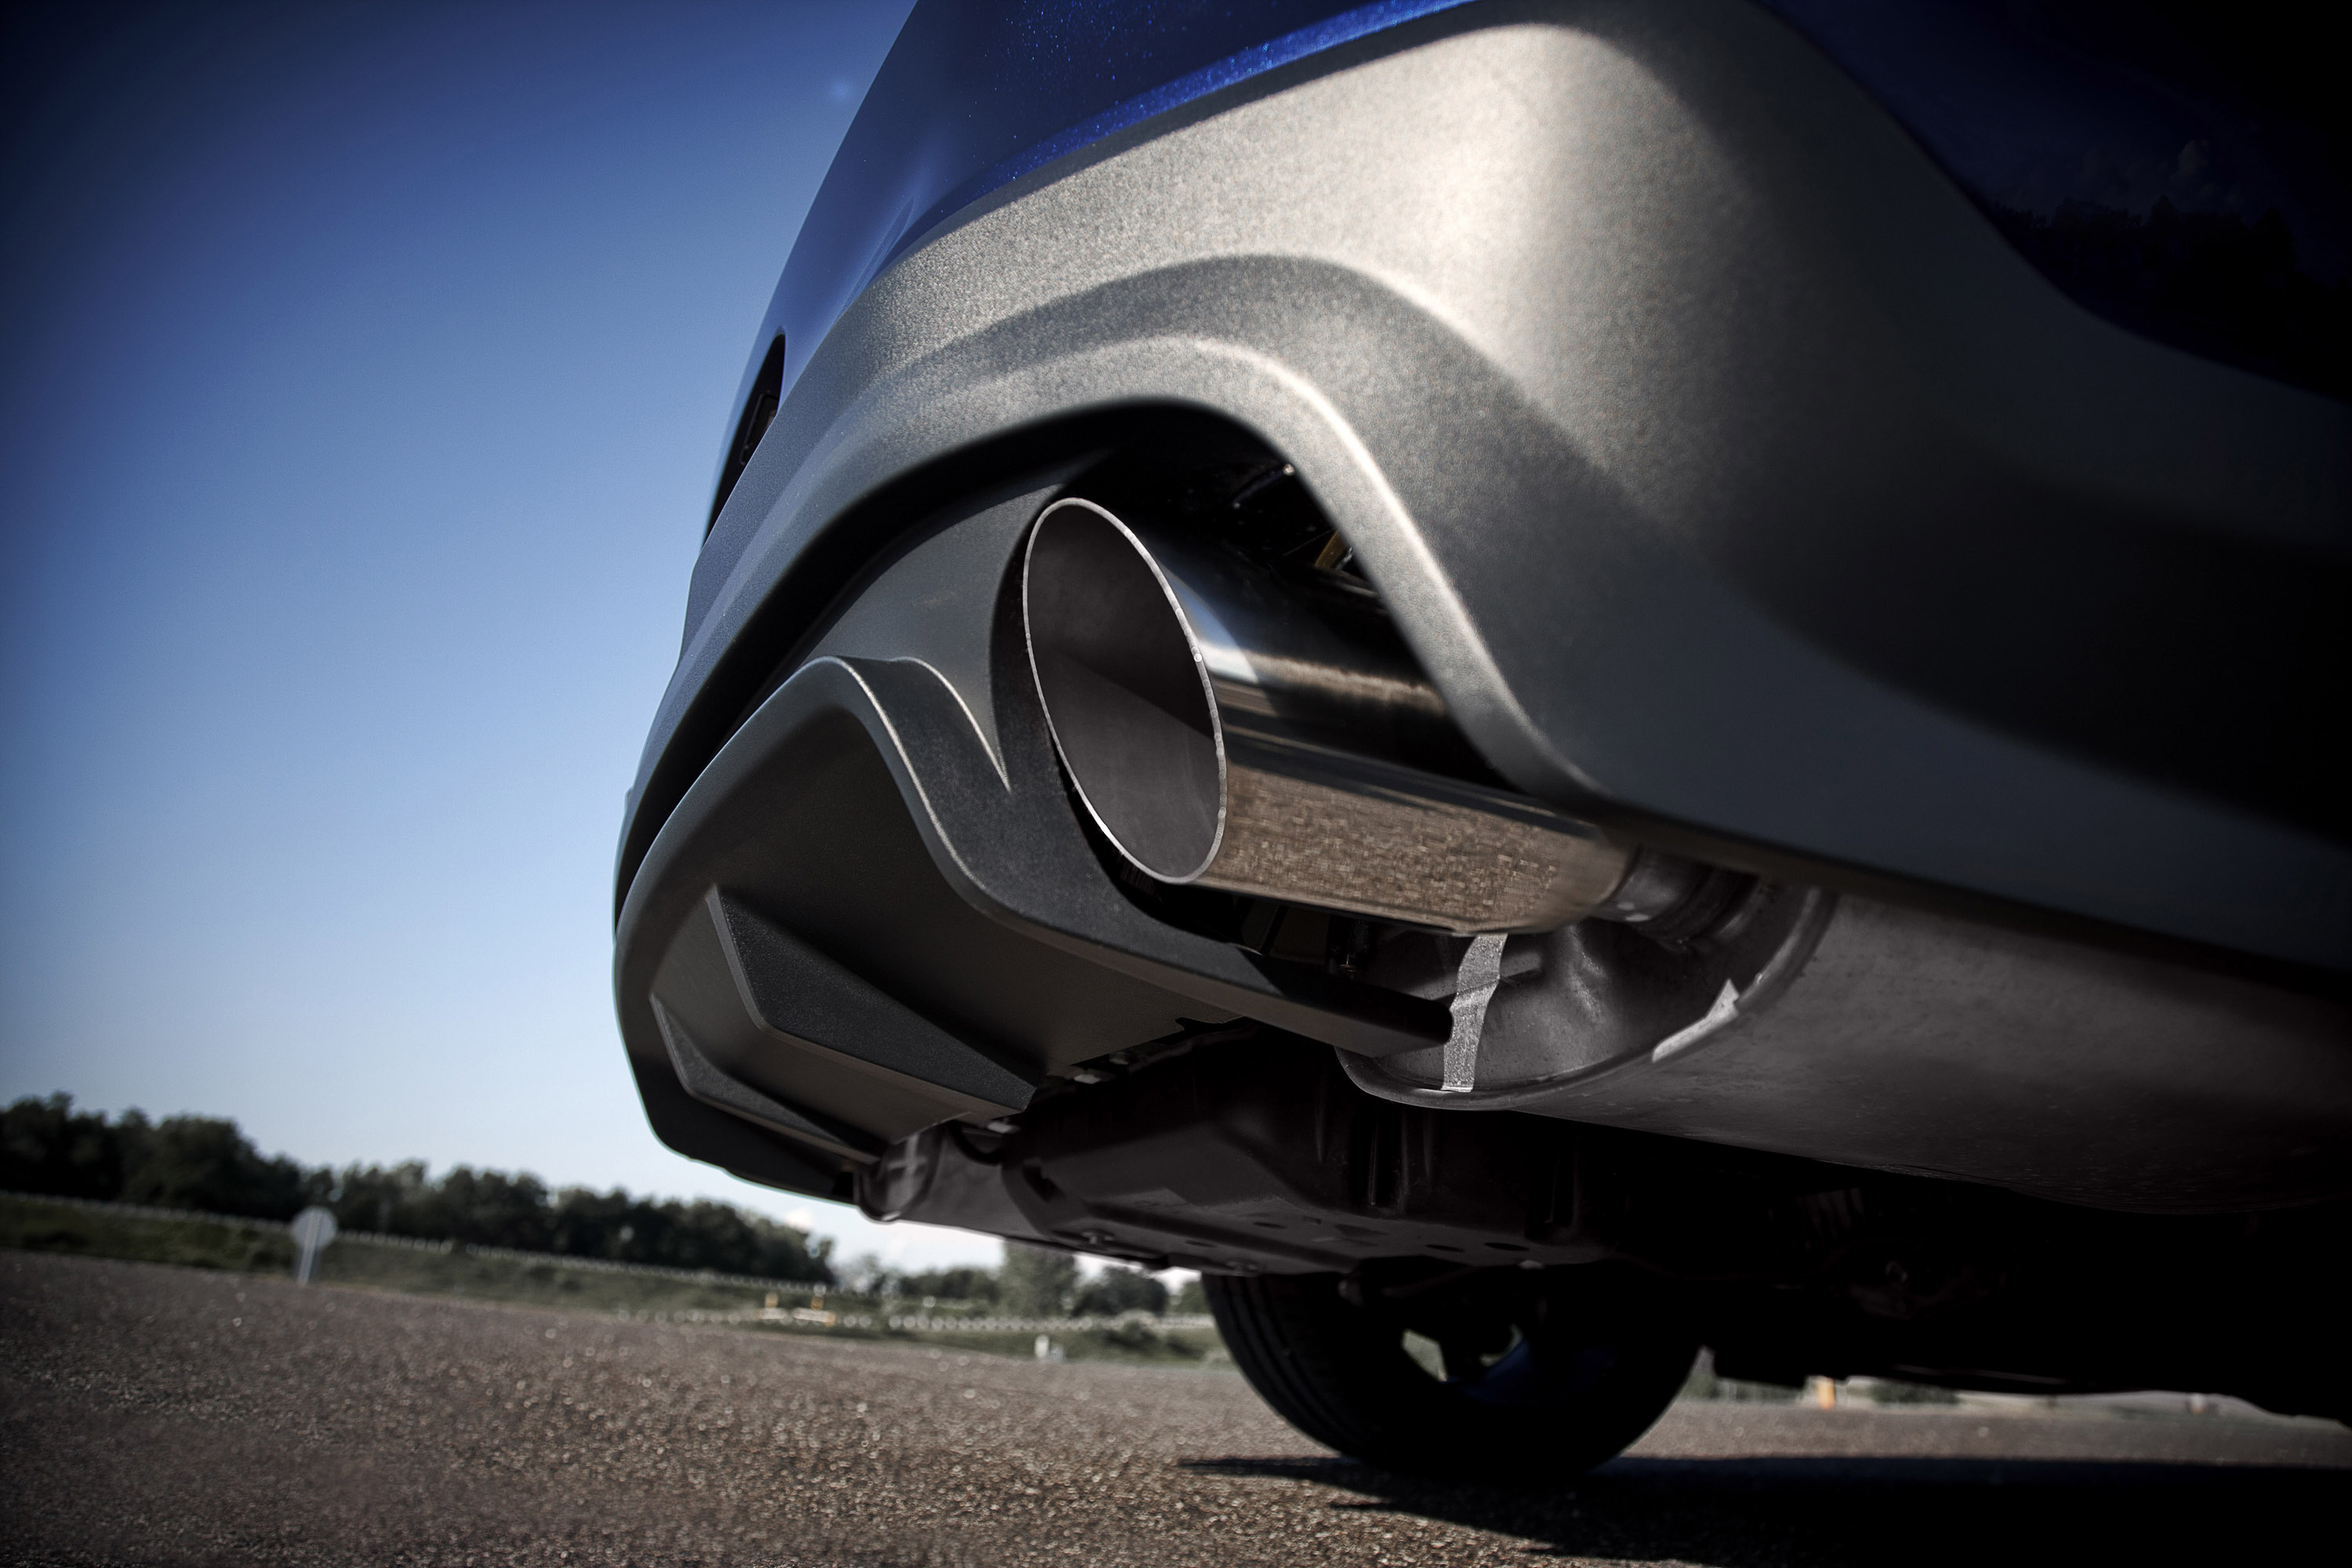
[0,0,1022,1271]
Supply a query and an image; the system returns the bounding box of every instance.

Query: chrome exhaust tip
[1021,496,1630,933]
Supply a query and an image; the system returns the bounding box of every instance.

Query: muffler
[1020,496,1631,932]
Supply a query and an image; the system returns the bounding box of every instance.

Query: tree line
[2,1094,831,1283]
[2,1094,1202,1312]
[883,1244,1188,1318]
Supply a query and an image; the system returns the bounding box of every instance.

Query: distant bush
[1,1094,831,1283]
[1859,1377,1962,1406]
[893,1264,1002,1305]
[999,1240,1080,1316]
[0,1194,297,1274]
[1073,1263,1169,1317]
[873,1258,1192,1314]
[1098,1313,1171,1352]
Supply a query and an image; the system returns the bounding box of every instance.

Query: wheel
[1204,1264,1697,1480]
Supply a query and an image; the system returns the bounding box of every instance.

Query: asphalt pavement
[4,1251,2347,1566]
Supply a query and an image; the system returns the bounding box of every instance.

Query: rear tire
[1205,1266,1696,1480]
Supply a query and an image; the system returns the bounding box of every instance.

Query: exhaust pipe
[1021,496,1632,933]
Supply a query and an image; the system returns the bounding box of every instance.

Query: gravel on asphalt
[4,1251,2347,1566]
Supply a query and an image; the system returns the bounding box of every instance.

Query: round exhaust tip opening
[1022,499,1223,882]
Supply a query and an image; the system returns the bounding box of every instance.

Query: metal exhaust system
[1021,496,1633,933]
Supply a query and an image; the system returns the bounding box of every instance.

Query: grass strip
[1,1193,1227,1368]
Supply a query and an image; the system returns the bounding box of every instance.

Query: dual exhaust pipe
[1022,497,1643,935]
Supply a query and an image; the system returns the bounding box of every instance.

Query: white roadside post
[290,1206,338,1285]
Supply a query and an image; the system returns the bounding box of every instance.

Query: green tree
[1,1094,128,1199]
[1073,1264,1170,1316]
[1000,1240,1079,1316]
[119,1115,306,1219]
[415,1166,554,1248]
[331,1160,435,1235]
[1173,1276,1208,1314]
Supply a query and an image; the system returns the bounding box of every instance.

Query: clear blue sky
[0,0,1017,1271]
